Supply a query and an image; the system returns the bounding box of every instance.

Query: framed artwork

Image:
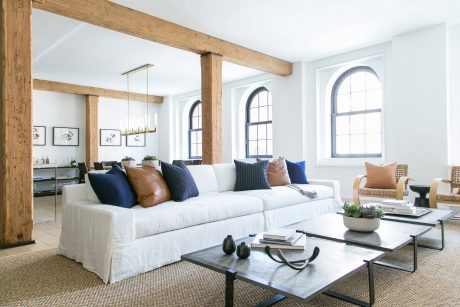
[100,129,122,146]
[33,126,46,146]
[53,127,79,146]
[126,134,146,147]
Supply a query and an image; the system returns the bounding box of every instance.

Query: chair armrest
[429,178,451,208]
[352,175,367,204]
[308,179,341,203]
[62,184,87,207]
[396,176,413,199]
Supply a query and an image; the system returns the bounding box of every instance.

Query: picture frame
[100,129,122,146]
[33,126,46,146]
[53,127,79,146]
[126,133,146,147]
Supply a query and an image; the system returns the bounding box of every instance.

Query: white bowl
[343,215,380,232]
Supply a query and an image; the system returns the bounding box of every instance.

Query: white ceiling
[32,0,460,96]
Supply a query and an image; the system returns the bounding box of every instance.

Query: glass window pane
[258,91,268,106]
[267,124,272,140]
[197,116,201,129]
[365,133,381,154]
[351,92,365,111]
[258,140,267,155]
[351,71,366,92]
[250,108,258,123]
[336,94,350,113]
[197,144,202,157]
[249,141,257,156]
[366,89,382,109]
[259,106,268,122]
[191,131,197,143]
[267,140,273,155]
[249,125,257,140]
[267,93,272,106]
[197,104,201,115]
[338,76,351,94]
[365,113,381,134]
[192,117,198,129]
[197,130,202,143]
[191,144,197,157]
[350,134,365,154]
[250,95,259,108]
[349,114,365,134]
[366,73,381,90]
[336,135,350,155]
[258,124,267,139]
[335,116,349,135]
[268,105,272,121]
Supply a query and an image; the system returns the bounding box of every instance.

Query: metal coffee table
[291,214,431,273]
[381,208,454,250]
[182,236,383,307]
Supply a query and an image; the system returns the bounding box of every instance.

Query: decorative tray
[383,208,432,217]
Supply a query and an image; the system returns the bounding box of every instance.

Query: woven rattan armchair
[429,166,460,208]
[353,164,411,205]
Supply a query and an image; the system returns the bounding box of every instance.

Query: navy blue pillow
[286,160,308,184]
[161,161,199,201]
[234,160,271,191]
[88,164,137,208]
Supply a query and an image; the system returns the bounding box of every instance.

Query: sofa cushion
[133,192,264,238]
[88,165,137,208]
[213,163,236,192]
[257,157,291,186]
[186,165,218,193]
[234,160,270,191]
[125,166,171,208]
[230,184,334,211]
[286,160,308,184]
[364,161,397,189]
[161,161,199,201]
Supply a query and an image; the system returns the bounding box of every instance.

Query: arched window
[189,100,202,159]
[246,87,273,158]
[332,66,382,158]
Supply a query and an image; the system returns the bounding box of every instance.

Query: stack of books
[251,228,306,250]
[379,199,416,214]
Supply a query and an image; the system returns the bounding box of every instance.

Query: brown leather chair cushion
[364,161,397,189]
[125,166,171,207]
[257,157,291,186]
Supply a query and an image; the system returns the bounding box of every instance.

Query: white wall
[33,90,86,165]
[448,24,460,166]
[98,97,159,163]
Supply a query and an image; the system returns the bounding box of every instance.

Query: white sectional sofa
[59,163,341,283]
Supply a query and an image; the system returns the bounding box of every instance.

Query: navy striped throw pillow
[161,161,199,201]
[234,160,271,191]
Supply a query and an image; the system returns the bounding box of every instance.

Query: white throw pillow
[212,163,236,192]
[186,165,218,193]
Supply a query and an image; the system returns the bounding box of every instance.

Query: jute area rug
[1,222,460,307]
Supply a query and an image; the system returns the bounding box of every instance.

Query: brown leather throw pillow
[364,162,397,189]
[257,157,291,186]
[125,166,171,207]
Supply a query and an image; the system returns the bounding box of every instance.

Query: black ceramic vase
[236,242,251,259]
[222,235,236,255]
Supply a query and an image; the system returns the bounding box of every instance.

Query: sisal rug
[1,222,460,306]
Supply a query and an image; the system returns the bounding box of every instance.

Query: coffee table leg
[226,270,237,307]
[323,260,375,307]
[375,235,418,273]
[417,220,445,251]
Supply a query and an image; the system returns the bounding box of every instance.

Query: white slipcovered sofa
[59,163,341,283]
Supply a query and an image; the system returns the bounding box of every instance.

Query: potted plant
[121,156,136,168]
[342,201,384,232]
[142,155,158,167]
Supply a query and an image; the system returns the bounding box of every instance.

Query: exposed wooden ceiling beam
[33,79,163,103]
[32,0,293,76]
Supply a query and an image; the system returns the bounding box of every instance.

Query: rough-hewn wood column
[201,53,223,164]
[86,95,99,169]
[0,0,34,248]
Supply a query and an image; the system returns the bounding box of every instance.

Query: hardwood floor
[0,196,61,258]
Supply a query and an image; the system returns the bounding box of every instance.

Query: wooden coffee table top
[182,236,383,301]
[291,214,431,252]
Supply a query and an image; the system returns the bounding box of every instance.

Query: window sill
[316,157,384,167]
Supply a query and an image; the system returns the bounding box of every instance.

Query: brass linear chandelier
[120,64,158,136]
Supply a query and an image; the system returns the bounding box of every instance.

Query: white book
[382,199,410,206]
[252,233,306,250]
[263,228,297,241]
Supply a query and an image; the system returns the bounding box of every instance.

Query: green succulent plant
[121,156,135,161]
[143,155,157,161]
[342,201,384,219]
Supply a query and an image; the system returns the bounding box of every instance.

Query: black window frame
[245,87,273,158]
[331,66,382,158]
[188,100,202,159]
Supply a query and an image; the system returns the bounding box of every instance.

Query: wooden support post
[86,95,99,169]
[201,53,223,164]
[0,0,34,248]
